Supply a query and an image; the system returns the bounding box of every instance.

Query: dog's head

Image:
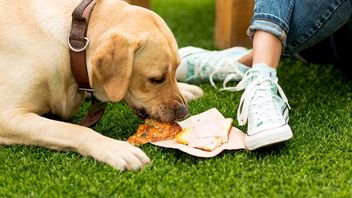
[89,1,188,122]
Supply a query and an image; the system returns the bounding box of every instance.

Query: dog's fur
[0,0,203,170]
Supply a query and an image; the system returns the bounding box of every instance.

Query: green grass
[1,0,351,197]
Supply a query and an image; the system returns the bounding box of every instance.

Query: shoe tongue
[252,63,277,77]
[249,63,278,92]
[247,63,276,79]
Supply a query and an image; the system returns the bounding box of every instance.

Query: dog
[0,0,203,170]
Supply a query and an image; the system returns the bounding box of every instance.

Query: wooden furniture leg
[215,0,254,49]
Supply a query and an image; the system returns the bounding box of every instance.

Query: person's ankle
[252,63,275,69]
[250,63,277,79]
[238,50,253,67]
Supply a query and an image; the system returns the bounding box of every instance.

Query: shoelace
[248,84,284,126]
[221,69,291,126]
[185,57,244,87]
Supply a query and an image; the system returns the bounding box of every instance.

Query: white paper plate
[151,127,246,157]
[150,108,247,157]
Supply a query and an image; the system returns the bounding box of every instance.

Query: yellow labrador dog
[0,0,203,170]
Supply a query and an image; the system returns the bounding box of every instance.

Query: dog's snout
[175,106,189,120]
[135,108,149,120]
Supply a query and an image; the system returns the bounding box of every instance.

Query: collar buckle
[79,87,94,92]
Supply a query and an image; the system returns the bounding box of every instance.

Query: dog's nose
[175,106,189,119]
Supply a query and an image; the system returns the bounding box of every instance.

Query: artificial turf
[0,0,351,197]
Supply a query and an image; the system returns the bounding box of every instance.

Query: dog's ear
[92,34,142,101]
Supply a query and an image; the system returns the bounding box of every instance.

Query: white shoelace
[185,57,245,88]
[223,71,291,126]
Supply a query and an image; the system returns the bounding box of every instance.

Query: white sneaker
[177,46,251,88]
[230,63,293,150]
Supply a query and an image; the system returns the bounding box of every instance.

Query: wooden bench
[125,0,254,49]
[215,0,254,49]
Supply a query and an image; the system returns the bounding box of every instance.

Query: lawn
[0,0,351,197]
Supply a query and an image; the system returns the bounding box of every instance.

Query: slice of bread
[175,118,233,151]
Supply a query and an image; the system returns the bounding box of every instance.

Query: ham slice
[176,118,233,151]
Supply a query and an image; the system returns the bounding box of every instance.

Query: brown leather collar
[69,0,106,127]
[68,0,95,91]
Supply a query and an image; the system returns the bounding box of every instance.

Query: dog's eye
[149,76,166,84]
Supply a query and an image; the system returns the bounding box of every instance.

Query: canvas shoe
[177,46,251,88]
[230,63,293,150]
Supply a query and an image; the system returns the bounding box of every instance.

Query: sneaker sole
[245,124,293,151]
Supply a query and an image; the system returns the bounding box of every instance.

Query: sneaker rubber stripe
[283,108,289,123]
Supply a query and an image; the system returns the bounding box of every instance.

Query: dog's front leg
[0,112,150,170]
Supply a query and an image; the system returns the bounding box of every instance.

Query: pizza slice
[127,119,182,145]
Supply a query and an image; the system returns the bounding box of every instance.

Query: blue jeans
[247,0,352,56]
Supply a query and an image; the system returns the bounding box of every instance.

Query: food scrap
[127,119,182,145]
[175,118,233,151]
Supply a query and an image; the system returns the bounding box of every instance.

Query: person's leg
[238,0,295,68]
[233,0,296,150]
[284,0,352,55]
[238,50,253,67]
[240,0,352,67]
[252,31,282,68]
[237,0,352,150]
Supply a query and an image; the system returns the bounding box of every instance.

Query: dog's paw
[177,82,204,102]
[90,139,150,171]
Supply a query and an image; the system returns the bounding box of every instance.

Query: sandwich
[175,118,233,151]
